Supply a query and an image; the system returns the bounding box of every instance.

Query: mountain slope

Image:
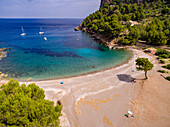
[77,0,170,47]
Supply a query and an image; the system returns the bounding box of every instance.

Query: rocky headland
[75,0,169,49]
[74,21,136,49]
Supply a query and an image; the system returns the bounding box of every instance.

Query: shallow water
[0,19,131,81]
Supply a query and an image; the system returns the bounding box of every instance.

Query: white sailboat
[21,26,26,36]
[39,27,44,35]
[44,37,47,41]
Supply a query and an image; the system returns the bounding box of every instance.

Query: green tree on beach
[135,58,154,79]
[0,79,62,127]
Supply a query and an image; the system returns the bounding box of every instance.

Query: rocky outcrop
[0,48,7,51]
[0,48,9,79]
[0,48,9,60]
[0,71,8,79]
[74,24,82,31]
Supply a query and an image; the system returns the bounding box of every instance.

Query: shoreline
[2,49,132,82]
[1,48,154,127]
[1,47,169,127]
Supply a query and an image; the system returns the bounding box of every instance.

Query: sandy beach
[0,48,170,127]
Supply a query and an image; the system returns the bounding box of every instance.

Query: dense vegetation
[156,48,170,56]
[162,64,170,69]
[156,48,170,81]
[82,0,170,46]
[0,79,62,127]
[166,76,170,81]
[155,49,170,60]
[157,70,169,73]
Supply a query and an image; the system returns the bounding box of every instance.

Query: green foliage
[141,19,169,46]
[82,0,170,46]
[144,1,148,7]
[155,49,170,58]
[157,70,169,73]
[159,59,166,64]
[159,54,169,58]
[157,56,163,59]
[156,48,170,56]
[166,76,170,81]
[0,79,62,127]
[135,58,154,79]
[162,64,170,70]
[161,7,170,14]
[118,37,131,45]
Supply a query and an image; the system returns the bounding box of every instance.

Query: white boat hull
[44,37,47,40]
[39,32,44,35]
[21,33,26,36]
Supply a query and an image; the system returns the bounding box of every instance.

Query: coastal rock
[143,48,157,54]
[82,27,87,32]
[0,73,4,77]
[27,78,32,82]
[0,72,8,79]
[116,47,126,49]
[74,24,82,31]
[0,48,7,51]
[74,27,80,31]
[0,48,9,60]
[4,74,8,77]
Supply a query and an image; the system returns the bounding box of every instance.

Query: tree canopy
[82,0,170,46]
[0,79,62,127]
[135,58,154,79]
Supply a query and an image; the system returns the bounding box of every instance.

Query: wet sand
[1,48,169,127]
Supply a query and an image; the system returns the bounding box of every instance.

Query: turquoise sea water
[0,19,131,81]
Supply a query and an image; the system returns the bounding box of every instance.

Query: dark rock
[0,48,7,51]
[74,27,80,31]
[74,24,82,31]
[82,28,87,32]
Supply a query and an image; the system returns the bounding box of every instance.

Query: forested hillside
[100,0,161,7]
[81,0,170,46]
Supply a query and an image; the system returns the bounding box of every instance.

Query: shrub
[156,49,170,56]
[162,64,170,70]
[118,37,131,45]
[160,59,166,64]
[157,70,168,73]
[157,56,163,59]
[166,76,170,81]
[159,54,169,58]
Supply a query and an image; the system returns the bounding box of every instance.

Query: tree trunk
[145,71,148,79]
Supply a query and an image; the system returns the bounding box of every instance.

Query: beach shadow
[117,74,135,82]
